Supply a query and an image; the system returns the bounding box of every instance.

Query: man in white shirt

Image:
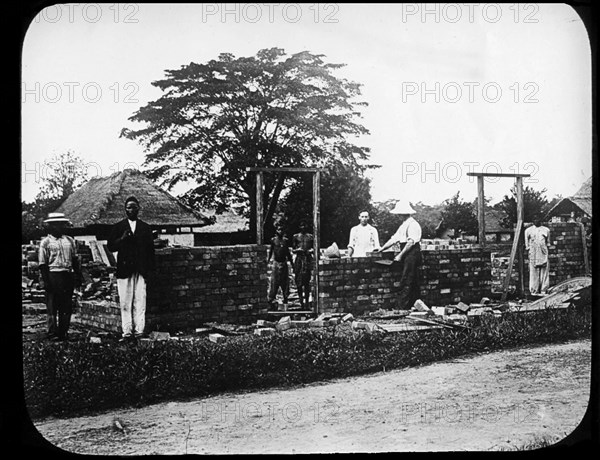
[374,200,422,310]
[347,211,380,257]
[525,219,550,294]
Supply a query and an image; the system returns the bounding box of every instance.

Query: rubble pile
[21,240,118,305]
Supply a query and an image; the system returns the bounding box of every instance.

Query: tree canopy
[22,150,88,242]
[276,161,374,247]
[495,185,552,227]
[439,192,478,236]
[121,48,371,231]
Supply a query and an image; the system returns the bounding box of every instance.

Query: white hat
[44,212,71,224]
[323,242,340,258]
[390,200,416,215]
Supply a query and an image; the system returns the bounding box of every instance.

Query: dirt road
[31,339,591,453]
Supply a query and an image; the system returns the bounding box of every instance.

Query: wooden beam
[246,167,322,173]
[579,222,590,274]
[516,177,525,295]
[501,219,523,301]
[313,171,321,315]
[256,171,264,245]
[477,176,486,247]
[467,172,531,178]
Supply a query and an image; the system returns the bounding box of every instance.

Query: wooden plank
[501,219,523,301]
[88,240,104,264]
[96,242,111,266]
[313,170,321,315]
[516,177,524,296]
[579,222,590,274]
[467,172,531,178]
[477,176,486,247]
[256,171,264,245]
[247,167,322,173]
[405,315,458,329]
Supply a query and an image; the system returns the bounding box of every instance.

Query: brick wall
[75,245,269,332]
[318,247,493,316]
[68,223,590,330]
[490,222,588,293]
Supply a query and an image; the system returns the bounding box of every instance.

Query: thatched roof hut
[56,169,212,238]
[546,177,592,222]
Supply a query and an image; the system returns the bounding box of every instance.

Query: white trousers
[117,273,147,337]
[529,262,549,294]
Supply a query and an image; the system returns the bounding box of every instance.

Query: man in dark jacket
[108,196,155,342]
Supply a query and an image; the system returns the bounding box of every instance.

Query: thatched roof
[56,169,212,228]
[546,177,592,219]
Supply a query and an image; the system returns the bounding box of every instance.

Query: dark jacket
[107,218,155,279]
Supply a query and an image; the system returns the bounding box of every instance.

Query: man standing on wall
[39,212,81,341]
[347,211,380,258]
[108,196,155,343]
[373,200,422,310]
[292,220,314,310]
[525,219,550,295]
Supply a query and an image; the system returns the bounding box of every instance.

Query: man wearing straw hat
[38,212,81,341]
[373,200,422,310]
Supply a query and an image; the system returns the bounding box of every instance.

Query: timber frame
[246,167,323,314]
[467,172,530,300]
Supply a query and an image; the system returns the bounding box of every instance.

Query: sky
[21,3,593,206]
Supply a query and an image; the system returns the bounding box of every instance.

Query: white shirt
[389,216,422,245]
[525,224,549,266]
[348,224,380,257]
[128,219,137,234]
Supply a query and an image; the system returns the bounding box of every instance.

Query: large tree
[121,48,371,234]
[276,161,374,247]
[495,185,551,227]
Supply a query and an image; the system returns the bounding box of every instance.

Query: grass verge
[23,305,591,419]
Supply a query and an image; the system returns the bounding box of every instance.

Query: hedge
[23,306,591,419]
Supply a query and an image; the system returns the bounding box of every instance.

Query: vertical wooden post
[579,222,590,275]
[256,171,264,245]
[516,177,525,295]
[477,176,486,247]
[313,171,321,314]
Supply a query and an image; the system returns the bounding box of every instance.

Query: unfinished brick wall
[318,247,493,316]
[75,245,269,332]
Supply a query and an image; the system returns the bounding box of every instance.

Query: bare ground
[31,338,591,454]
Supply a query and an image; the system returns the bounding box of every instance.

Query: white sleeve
[372,228,380,249]
[348,227,356,248]
[406,221,421,243]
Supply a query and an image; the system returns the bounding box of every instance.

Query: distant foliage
[496,186,551,227]
[277,161,374,247]
[440,192,478,236]
[22,150,88,243]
